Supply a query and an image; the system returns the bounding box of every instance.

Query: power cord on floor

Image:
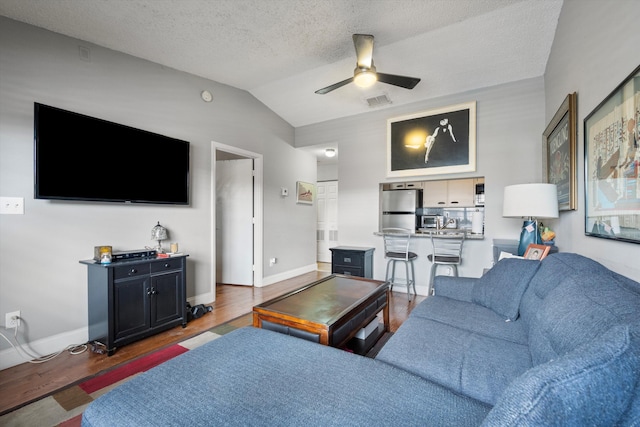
[0,316,88,364]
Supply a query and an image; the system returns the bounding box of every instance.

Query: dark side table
[330,246,375,278]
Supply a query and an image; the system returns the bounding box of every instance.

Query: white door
[317,181,338,262]
[216,158,253,286]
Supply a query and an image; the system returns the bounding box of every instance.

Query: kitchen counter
[374,230,484,240]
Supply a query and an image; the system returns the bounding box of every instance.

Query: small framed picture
[523,244,550,261]
[296,181,315,205]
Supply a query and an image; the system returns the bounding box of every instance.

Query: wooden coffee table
[253,275,390,355]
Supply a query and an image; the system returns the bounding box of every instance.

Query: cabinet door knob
[146,288,152,296]
[164,263,170,268]
[130,268,137,274]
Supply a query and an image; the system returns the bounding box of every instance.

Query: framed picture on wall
[584,64,640,244]
[386,101,476,177]
[543,92,578,211]
[296,181,315,205]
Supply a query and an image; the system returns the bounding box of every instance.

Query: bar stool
[382,228,417,300]
[427,232,465,295]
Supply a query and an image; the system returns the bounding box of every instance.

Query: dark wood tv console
[80,255,188,355]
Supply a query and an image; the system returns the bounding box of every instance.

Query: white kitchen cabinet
[423,178,475,207]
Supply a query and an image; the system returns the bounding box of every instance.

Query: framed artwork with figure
[584,65,640,244]
[387,102,476,177]
[296,181,315,205]
[543,92,577,211]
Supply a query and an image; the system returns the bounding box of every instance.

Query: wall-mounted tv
[34,103,190,205]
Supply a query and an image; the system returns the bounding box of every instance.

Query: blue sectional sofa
[82,253,640,426]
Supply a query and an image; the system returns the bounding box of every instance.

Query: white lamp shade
[503,183,559,219]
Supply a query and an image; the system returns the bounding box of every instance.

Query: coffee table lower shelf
[343,323,387,356]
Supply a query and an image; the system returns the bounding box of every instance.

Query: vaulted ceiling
[0,0,562,129]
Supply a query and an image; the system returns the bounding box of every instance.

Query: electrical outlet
[5,311,20,328]
[0,197,24,215]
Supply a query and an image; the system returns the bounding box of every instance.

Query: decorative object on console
[151,221,168,253]
[524,244,550,260]
[503,183,559,256]
[584,64,640,245]
[94,246,112,264]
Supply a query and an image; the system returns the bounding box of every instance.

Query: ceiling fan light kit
[315,34,420,95]
[353,67,377,88]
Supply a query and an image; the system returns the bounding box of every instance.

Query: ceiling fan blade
[353,34,374,69]
[377,73,421,90]
[314,77,354,94]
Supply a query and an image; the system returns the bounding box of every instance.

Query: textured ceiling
[0,0,563,131]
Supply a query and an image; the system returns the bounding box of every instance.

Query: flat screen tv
[34,103,190,205]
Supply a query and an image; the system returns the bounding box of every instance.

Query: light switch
[0,197,24,214]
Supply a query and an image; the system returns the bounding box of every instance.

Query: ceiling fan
[315,34,421,95]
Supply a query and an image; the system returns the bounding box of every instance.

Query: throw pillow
[472,258,540,320]
[481,324,639,427]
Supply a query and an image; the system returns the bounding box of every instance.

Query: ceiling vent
[365,94,392,108]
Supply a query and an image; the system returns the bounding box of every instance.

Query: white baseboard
[0,327,88,371]
[260,263,318,287]
[188,291,215,306]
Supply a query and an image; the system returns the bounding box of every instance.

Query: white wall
[544,0,640,281]
[0,18,316,364]
[296,77,547,293]
[318,163,338,181]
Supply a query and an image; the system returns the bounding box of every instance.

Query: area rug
[0,313,253,427]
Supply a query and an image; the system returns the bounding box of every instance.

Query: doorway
[212,143,263,291]
[316,180,338,263]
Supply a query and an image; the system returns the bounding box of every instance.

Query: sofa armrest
[433,276,477,302]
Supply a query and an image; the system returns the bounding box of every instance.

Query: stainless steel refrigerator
[381,189,420,230]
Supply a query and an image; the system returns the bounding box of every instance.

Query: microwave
[421,215,441,229]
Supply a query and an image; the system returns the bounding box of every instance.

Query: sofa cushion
[376,316,531,405]
[471,258,540,321]
[410,296,528,345]
[519,253,609,330]
[482,324,640,427]
[82,327,493,427]
[528,271,640,366]
[432,276,476,301]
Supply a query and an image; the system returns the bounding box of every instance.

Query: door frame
[212,142,264,292]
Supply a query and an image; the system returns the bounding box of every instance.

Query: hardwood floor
[0,269,425,415]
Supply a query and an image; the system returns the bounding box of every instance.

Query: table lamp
[151,221,168,253]
[503,183,558,256]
